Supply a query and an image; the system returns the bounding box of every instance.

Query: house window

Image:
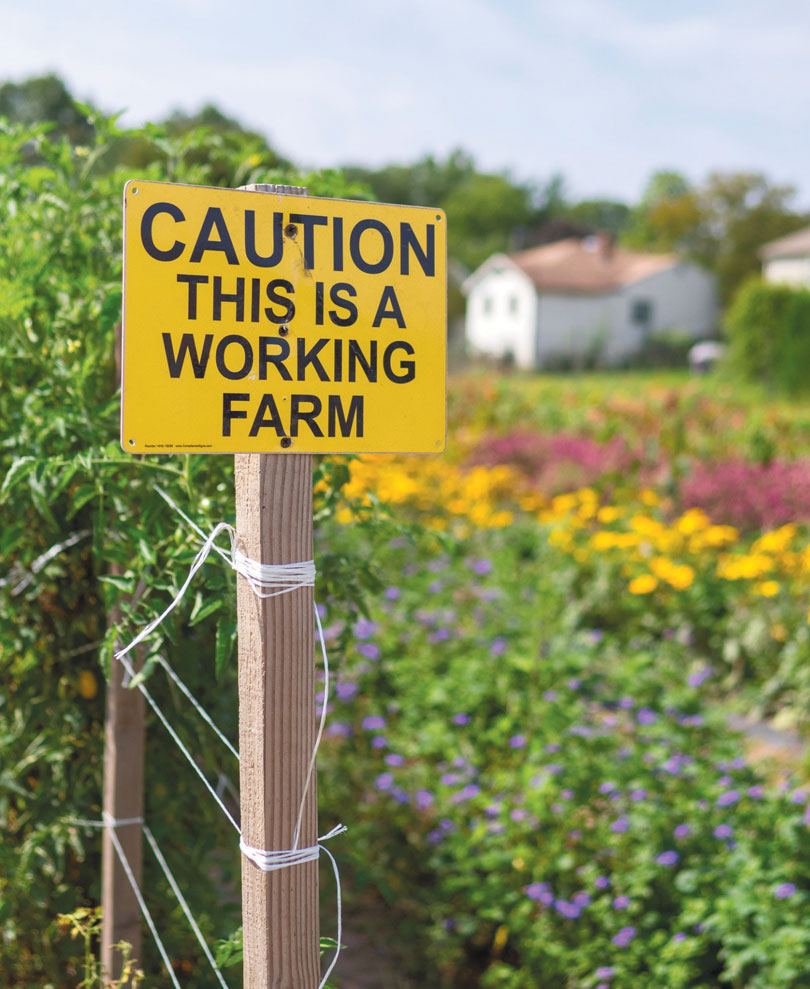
[631,298,653,327]
[483,296,493,315]
[509,295,519,315]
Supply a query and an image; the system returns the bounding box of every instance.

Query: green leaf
[1,457,35,498]
[215,615,237,677]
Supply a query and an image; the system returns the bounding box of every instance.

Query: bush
[725,278,810,394]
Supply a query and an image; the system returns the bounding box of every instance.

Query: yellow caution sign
[121,180,446,453]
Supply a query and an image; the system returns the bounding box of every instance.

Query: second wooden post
[235,452,319,988]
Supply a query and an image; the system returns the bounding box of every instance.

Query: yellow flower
[755,580,780,597]
[753,525,797,556]
[639,488,660,507]
[597,506,623,523]
[675,508,710,535]
[703,525,739,548]
[629,574,658,595]
[666,564,695,590]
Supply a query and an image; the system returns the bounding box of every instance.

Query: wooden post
[236,454,318,987]
[102,330,145,985]
[236,184,319,988]
[101,581,145,984]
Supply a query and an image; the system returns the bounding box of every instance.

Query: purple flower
[375,773,393,791]
[792,789,808,805]
[630,789,647,802]
[561,788,574,800]
[455,784,481,802]
[427,579,443,593]
[526,882,550,901]
[595,876,611,889]
[336,682,358,701]
[452,713,469,726]
[637,707,658,724]
[717,790,740,807]
[326,721,351,738]
[509,734,527,749]
[384,586,400,600]
[440,773,460,786]
[688,665,713,687]
[490,637,507,657]
[612,926,636,946]
[775,882,797,899]
[714,824,733,839]
[610,816,629,834]
[572,891,591,908]
[554,899,581,919]
[612,895,630,910]
[599,782,617,795]
[357,642,381,660]
[672,932,687,943]
[674,824,692,839]
[371,736,387,749]
[511,808,529,822]
[543,690,558,702]
[595,968,615,980]
[657,850,679,866]
[353,617,378,639]
[362,715,386,731]
[385,753,405,767]
[416,790,434,809]
[568,678,582,690]
[619,696,635,709]
[471,558,492,576]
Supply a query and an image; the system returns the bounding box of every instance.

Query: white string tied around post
[114,489,346,989]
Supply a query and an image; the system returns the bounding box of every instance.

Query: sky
[1,0,808,208]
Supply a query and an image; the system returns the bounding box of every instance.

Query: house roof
[506,237,677,294]
[759,225,810,261]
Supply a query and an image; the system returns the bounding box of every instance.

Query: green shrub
[725,277,810,394]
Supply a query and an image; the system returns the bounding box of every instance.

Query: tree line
[2,73,808,308]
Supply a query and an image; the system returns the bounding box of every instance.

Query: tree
[625,169,809,304]
[0,73,95,145]
[692,172,808,304]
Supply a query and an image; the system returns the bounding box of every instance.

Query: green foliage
[0,105,385,985]
[58,907,143,987]
[624,170,808,304]
[725,277,810,394]
[0,74,95,146]
[317,521,810,988]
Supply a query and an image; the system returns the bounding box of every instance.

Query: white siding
[535,293,620,365]
[465,264,538,368]
[464,257,718,369]
[763,257,810,289]
[535,265,716,367]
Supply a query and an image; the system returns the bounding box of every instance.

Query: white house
[760,226,810,288]
[463,236,718,369]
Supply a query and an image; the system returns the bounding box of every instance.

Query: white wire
[116,652,241,834]
[104,814,182,989]
[156,656,239,762]
[143,826,231,989]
